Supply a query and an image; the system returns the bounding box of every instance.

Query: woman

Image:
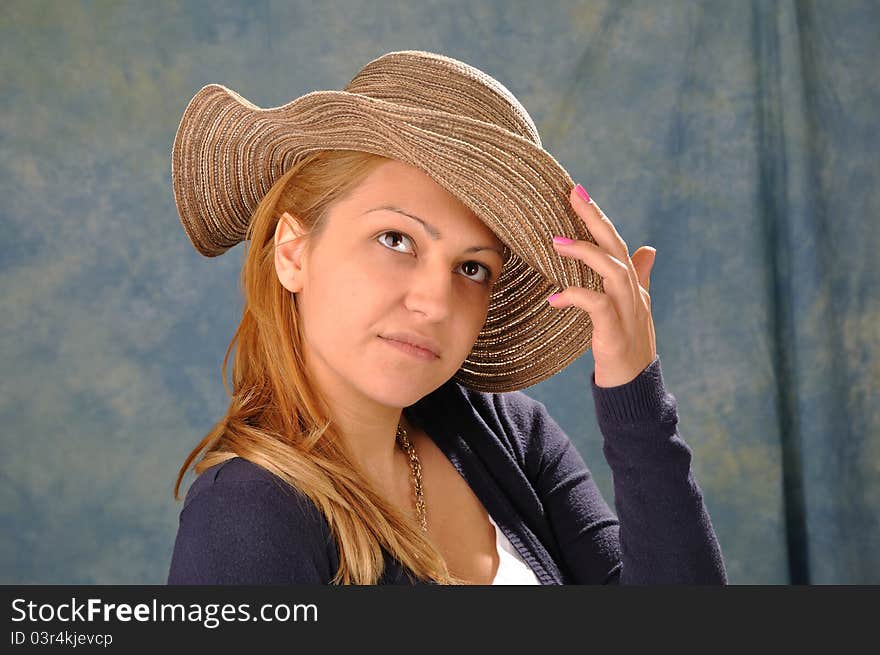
[166,50,727,585]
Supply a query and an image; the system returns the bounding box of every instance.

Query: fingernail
[547,293,563,305]
[552,235,574,245]
[575,184,591,203]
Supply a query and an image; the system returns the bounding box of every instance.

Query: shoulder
[459,381,552,444]
[168,457,333,584]
[418,377,547,436]
[180,456,327,530]
[182,456,291,509]
[415,378,558,474]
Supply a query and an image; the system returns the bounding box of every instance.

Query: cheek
[306,256,386,336]
[449,311,487,357]
[465,304,492,349]
[308,247,368,301]
[298,260,355,338]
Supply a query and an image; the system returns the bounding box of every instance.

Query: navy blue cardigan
[167,355,727,584]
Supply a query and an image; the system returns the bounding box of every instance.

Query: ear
[274,211,307,294]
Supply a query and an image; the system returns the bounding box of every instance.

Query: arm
[166,479,331,584]
[515,393,622,584]
[592,355,727,584]
[522,355,727,584]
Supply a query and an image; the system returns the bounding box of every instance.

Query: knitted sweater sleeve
[521,355,727,584]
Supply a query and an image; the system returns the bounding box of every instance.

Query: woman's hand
[547,184,658,388]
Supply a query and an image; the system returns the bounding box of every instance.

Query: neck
[331,407,420,496]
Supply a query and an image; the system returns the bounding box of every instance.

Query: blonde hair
[173,149,470,585]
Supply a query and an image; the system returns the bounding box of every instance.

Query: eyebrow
[363,205,506,258]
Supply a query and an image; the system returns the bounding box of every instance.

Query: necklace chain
[395,422,428,533]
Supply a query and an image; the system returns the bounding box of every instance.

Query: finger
[569,184,642,312]
[547,285,624,352]
[553,236,636,320]
[631,247,656,294]
[570,185,630,267]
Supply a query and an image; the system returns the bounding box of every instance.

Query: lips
[379,331,441,358]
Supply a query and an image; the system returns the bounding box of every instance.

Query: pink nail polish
[547,293,561,304]
[575,184,591,203]
[552,235,574,245]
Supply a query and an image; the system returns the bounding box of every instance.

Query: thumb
[632,246,657,292]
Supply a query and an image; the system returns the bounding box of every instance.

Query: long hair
[173,149,470,585]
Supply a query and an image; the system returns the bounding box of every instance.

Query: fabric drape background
[1,0,877,584]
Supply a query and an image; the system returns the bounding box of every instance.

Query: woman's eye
[376,231,493,285]
[459,261,492,284]
[377,231,412,254]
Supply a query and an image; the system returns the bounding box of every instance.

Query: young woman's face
[281,158,507,410]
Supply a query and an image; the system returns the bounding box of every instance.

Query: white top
[487,512,541,585]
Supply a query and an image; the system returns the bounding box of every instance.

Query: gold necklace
[395,422,427,533]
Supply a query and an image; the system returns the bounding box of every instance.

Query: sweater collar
[407,379,566,585]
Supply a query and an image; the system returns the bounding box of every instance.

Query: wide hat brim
[172,72,604,393]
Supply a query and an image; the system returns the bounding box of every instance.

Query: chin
[366,382,431,408]
[361,373,447,408]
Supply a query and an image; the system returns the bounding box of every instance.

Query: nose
[402,261,456,321]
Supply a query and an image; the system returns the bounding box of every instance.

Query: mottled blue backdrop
[1,0,878,584]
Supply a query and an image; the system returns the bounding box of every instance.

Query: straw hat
[171,49,604,393]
